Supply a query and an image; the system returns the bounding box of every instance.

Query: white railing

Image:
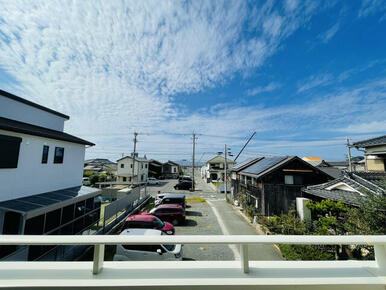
[1,235,386,276]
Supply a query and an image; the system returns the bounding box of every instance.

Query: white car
[147,177,160,185]
[113,229,183,261]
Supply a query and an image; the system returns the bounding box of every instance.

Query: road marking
[206,200,240,260]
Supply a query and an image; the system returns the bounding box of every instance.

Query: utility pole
[346,138,353,172]
[234,132,256,162]
[192,133,197,191]
[131,132,138,187]
[224,144,228,201]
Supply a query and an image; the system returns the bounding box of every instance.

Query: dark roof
[353,135,386,148]
[350,172,386,191]
[302,172,386,205]
[326,161,349,167]
[85,158,116,165]
[0,116,94,146]
[0,89,69,120]
[317,167,343,179]
[149,159,163,165]
[165,160,180,166]
[117,155,148,162]
[0,186,100,218]
[240,156,289,177]
[231,157,263,172]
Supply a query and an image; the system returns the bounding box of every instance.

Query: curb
[230,203,283,258]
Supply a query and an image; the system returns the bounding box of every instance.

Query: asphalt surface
[146,171,282,261]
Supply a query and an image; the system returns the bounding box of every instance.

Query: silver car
[113,229,183,261]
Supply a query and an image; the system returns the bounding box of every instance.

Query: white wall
[0,95,66,131]
[117,158,148,180]
[0,129,85,202]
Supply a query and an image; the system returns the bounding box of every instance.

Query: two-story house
[353,135,386,172]
[231,155,331,216]
[204,155,235,183]
[162,161,180,179]
[0,89,101,261]
[116,153,148,183]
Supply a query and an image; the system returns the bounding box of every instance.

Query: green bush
[279,244,335,261]
[98,173,107,182]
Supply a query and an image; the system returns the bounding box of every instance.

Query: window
[130,164,133,168]
[141,164,143,169]
[123,177,127,182]
[41,145,49,164]
[173,167,176,173]
[284,175,294,185]
[120,164,124,168]
[44,209,61,233]
[145,164,148,169]
[54,147,64,163]
[0,134,22,168]
[294,175,303,185]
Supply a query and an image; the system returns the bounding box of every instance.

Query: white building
[0,89,101,261]
[204,155,235,183]
[116,153,149,183]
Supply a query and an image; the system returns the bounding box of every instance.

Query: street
[146,172,282,261]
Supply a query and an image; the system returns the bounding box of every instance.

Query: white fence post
[240,244,249,273]
[374,245,386,274]
[93,244,105,275]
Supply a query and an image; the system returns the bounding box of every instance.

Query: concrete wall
[0,95,66,131]
[367,158,385,171]
[0,129,85,202]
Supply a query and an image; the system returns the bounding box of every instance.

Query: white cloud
[334,121,386,134]
[247,82,281,96]
[318,22,340,43]
[297,73,333,92]
[358,0,386,21]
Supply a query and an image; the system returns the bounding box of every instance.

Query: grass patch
[186,197,206,203]
[142,197,155,211]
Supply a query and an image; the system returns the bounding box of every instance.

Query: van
[155,193,186,208]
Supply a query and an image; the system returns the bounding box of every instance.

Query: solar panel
[21,196,58,206]
[241,156,288,175]
[0,200,41,212]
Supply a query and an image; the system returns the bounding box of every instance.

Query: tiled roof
[0,116,94,146]
[303,172,386,205]
[317,167,343,179]
[353,135,386,148]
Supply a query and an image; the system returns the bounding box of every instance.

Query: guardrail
[1,235,385,275]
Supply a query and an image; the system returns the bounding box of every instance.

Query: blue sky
[0,0,385,162]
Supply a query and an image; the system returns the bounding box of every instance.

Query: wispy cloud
[318,22,340,43]
[358,0,386,21]
[297,74,333,92]
[246,82,281,96]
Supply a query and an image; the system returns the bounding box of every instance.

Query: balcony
[0,235,385,289]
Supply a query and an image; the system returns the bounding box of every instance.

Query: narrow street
[146,171,282,261]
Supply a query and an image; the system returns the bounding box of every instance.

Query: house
[162,161,180,179]
[204,155,236,183]
[0,89,101,260]
[83,158,117,179]
[116,153,148,183]
[231,155,331,216]
[302,171,386,205]
[148,159,163,178]
[302,156,343,179]
[353,135,386,172]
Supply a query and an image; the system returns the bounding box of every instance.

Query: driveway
[146,174,282,261]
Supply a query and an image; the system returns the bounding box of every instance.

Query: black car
[174,181,193,190]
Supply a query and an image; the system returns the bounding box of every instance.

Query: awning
[0,186,101,219]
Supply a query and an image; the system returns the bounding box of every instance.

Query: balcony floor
[0,260,384,289]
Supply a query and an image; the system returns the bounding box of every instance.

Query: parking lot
[143,176,282,261]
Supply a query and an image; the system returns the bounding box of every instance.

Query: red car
[122,214,175,235]
[144,204,186,225]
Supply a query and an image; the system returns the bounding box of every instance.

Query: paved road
[146,173,282,261]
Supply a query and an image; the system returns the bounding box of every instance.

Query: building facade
[0,89,101,261]
[353,135,386,172]
[162,161,180,179]
[204,155,235,183]
[116,154,149,183]
[231,156,331,216]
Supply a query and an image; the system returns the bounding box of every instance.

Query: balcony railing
[0,235,385,289]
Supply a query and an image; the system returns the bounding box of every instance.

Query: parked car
[144,204,186,225]
[155,193,186,208]
[113,229,183,261]
[147,177,160,185]
[178,176,192,183]
[82,177,90,186]
[174,181,193,190]
[121,214,175,235]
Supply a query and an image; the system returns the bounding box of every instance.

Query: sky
[0,0,385,163]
